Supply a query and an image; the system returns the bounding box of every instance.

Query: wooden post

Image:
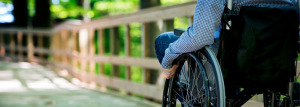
[61,30,68,65]
[89,28,96,75]
[66,31,73,65]
[142,22,160,84]
[72,30,78,69]
[0,32,5,56]
[56,33,62,63]
[162,19,174,32]
[49,33,54,61]
[142,23,150,83]
[51,33,58,62]
[98,28,106,89]
[9,33,15,56]
[188,16,194,26]
[37,34,44,58]
[110,27,120,77]
[98,29,105,75]
[79,29,89,73]
[17,32,23,58]
[27,33,34,59]
[125,24,131,80]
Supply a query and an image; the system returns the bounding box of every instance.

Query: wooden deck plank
[0,61,160,107]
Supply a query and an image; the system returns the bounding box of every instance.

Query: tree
[33,0,51,27]
[76,0,89,21]
[13,0,28,27]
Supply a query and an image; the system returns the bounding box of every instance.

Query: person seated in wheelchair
[155,0,300,106]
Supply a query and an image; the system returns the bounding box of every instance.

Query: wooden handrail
[0,28,52,35]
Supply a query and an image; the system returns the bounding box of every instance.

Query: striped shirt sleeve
[161,0,226,69]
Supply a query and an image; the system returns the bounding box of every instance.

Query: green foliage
[28,0,35,17]
[94,30,99,54]
[119,65,126,79]
[104,29,111,54]
[131,66,143,83]
[0,0,11,4]
[95,63,100,74]
[50,0,84,19]
[161,0,194,6]
[130,23,142,57]
[50,0,195,19]
[104,64,112,76]
[118,25,125,56]
[174,17,189,29]
[94,0,139,16]
[51,5,83,19]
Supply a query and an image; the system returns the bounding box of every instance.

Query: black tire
[162,46,225,107]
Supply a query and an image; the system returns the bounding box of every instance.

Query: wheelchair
[162,2,300,107]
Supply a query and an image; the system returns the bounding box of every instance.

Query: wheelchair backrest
[220,6,299,88]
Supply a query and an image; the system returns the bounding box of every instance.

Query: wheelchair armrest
[174,28,186,36]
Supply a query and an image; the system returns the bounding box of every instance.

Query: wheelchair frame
[162,0,300,106]
[223,0,299,106]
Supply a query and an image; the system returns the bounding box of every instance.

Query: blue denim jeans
[154,32,180,64]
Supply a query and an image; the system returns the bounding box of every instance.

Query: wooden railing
[0,1,299,101]
[0,1,197,101]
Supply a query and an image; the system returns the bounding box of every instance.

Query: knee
[155,32,178,45]
[155,32,170,45]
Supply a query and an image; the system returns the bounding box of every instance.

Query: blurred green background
[0,0,298,83]
[0,0,195,83]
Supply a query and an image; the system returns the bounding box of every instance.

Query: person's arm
[161,0,226,69]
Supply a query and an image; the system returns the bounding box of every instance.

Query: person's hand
[162,65,179,79]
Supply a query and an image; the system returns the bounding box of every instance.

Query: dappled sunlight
[58,69,69,77]
[0,79,27,92]
[87,82,97,90]
[53,78,80,90]
[71,78,81,86]
[0,62,86,92]
[0,70,13,80]
[0,61,161,107]
[18,62,32,69]
[18,71,44,80]
[71,78,96,90]
[71,78,88,88]
[43,71,58,78]
[26,79,57,90]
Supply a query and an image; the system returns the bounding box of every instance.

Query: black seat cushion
[221,6,299,88]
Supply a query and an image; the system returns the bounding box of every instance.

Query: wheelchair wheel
[162,46,225,107]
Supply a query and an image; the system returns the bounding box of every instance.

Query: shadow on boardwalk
[0,61,160,107]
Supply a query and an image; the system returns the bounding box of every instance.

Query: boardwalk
[0,61,160,107]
